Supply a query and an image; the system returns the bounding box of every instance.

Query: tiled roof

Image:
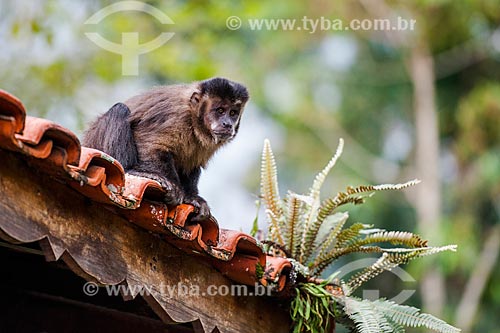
[0,89,292,291]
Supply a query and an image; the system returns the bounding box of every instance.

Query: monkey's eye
[229,110,239,117]
[216,107,224,114]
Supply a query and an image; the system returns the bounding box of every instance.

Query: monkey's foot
[126,170,184,205]
[183,195,210,221]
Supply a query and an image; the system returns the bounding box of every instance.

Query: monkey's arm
[128,151,185,206]
[180,167,210,221]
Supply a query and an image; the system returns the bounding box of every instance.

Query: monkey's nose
[222,122,231,129]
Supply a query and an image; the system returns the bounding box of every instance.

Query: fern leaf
[346,246,458,293]
[299,139,344,262]
[346,179,420,195]
[316,193,365,228]
[309,138,344,201]
[315,212,350,258]
[304,197,365,263]
[285,191,303,258]
[344,297,394,333]
[357,231,428,248]
[313,246,385,276]
[266,209,285,245]
[346,252,406,294]
[261,139,282,224]
[372,179,421,191]
[334,223,367,249]
[313,179,419,230]
[373,299,461,333]
[343,297,460,333]
[299,199,320,262]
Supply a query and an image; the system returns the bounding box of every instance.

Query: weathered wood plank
[0,151,290,333]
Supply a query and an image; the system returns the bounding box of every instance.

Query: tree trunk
[408,41,445,317]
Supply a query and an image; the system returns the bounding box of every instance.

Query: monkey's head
[190,77,249,145]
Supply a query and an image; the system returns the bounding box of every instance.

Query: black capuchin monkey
[82,77,249,221]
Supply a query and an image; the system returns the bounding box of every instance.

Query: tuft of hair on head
[200,77,249,102]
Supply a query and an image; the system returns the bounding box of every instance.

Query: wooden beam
[0,151,290,333]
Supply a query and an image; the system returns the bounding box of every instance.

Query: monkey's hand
[183,195,210,221]
[161,180,185,206]
[127,170,184,205]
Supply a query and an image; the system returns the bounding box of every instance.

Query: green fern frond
[299,139,344,262]
[309,138,344,201]
[266,209,285,245]
[315,212,350,259]
[346,185,376,195]
[313,246,385,276]
[344,297,393,333]
[313,232,433,275]
[372,179,421,191]
[409,244,458,256]
[299,199,320,262]
[343,297,460,333]
[285,191,303,258]
[346,245,457,293]
[385,317,406,333]
[334,223,368,249]
[313,179,419,229]
[312,231,428,275]
[261,139,282,222]
[346,252,409,294]
[357,231,428,248]
[316,193,365,229]
[346,179,420,195]
[372,299,460,333]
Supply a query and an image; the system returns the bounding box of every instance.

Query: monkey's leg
[127,152,185,205]
[180,167,211,221]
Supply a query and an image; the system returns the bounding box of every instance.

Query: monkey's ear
[190,92,201,108]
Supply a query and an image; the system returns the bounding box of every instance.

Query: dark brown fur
[83,78,249,220]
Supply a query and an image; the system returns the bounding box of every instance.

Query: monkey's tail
[82,103,138,170]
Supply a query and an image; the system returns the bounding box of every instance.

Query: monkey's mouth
[213,131,233,141]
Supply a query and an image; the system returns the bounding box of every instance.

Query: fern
[300,139,344,262]
[265,209,285,245]
[309,138,344,202]
[312,231,432,276]
[258,139,459,333]
[298,198,320,262]
[346,245,457,293]
[334,223,368,249]
[260,139,282,225]
[357,231,428,248]
[344,297,461,333]
[314,179,420,235]
[285,192,303,258]
[315,212,350,259]
[313,246,385,276]
[344,297,394,333]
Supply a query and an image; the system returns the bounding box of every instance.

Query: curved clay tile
[16,116,81,165]
[0,89,25,134]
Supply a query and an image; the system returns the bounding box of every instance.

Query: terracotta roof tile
[0,89,292,291]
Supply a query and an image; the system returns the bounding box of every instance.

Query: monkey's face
[205,98,244,144]
[191,77,249,144]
